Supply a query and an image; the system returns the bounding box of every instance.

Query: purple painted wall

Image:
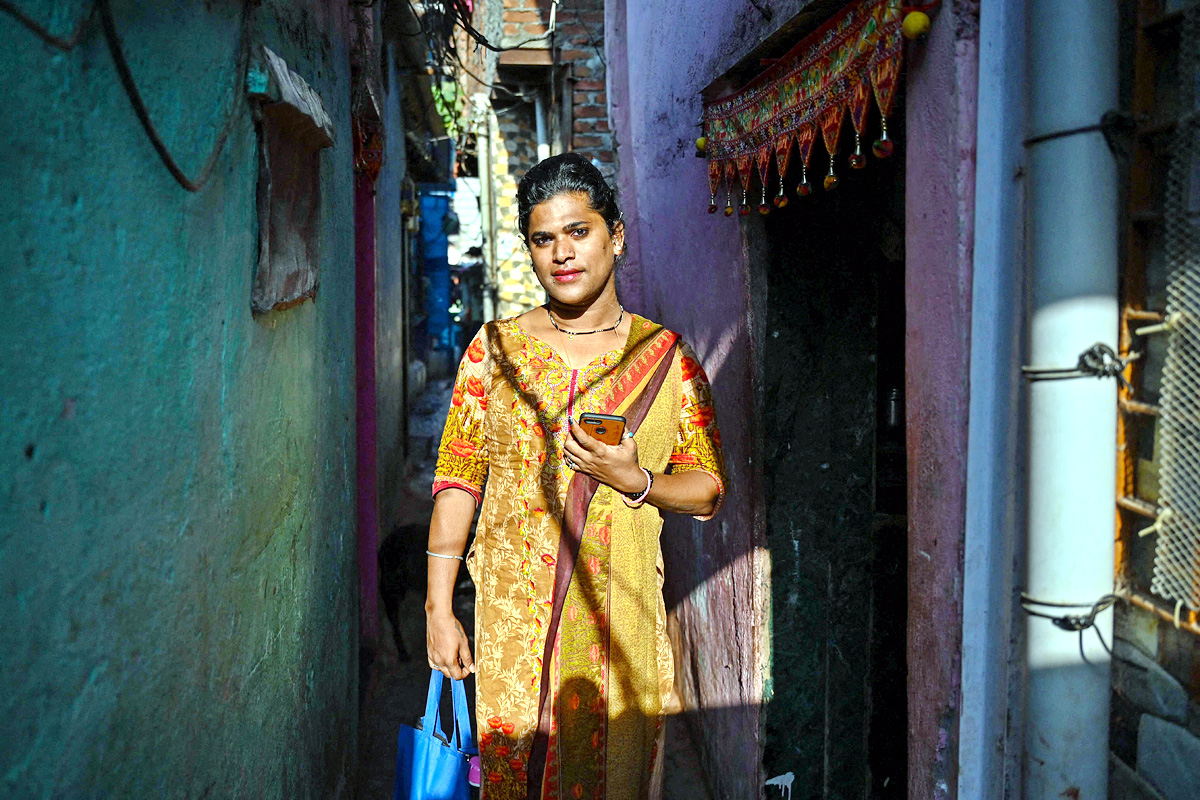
[608,0,978,796]
[903,4,977,798]
[606,1,816,795]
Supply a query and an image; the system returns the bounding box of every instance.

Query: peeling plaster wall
[0,2,358,797]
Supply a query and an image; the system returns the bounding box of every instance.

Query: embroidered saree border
[702,0,903,178]
[529,327,680,800]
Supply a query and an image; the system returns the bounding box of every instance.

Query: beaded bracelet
[621,468,654,508]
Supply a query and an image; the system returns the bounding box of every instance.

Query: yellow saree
[433,315,726,800]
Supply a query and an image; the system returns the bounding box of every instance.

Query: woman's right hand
[426,611,475,680]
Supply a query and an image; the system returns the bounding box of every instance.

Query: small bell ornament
[739,187,751,216]
[774,176,789,209]
[758,183,770,215]
[724,189,734,217]
[873,117,895,159]
[850,132,867,169]
[708,191,718,215]
[823,154,839,191]
[797,163,813,197]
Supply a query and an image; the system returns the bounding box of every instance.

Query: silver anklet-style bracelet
[427,550,464,561]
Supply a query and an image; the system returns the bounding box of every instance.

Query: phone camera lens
[595,427,606,436]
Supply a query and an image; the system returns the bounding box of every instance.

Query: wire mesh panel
[1151,10,1200,610]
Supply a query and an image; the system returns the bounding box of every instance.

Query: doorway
[757,101,908,798]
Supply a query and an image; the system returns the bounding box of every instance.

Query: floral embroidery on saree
[432,315,726,799]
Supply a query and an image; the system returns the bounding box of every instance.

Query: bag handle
[421,670,477,755]
[451,675,477,755]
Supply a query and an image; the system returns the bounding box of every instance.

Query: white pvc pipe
[959,0,1026,794]
[534,90,550,162]
[1025,2,1119,798]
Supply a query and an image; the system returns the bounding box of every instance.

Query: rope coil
[1022,343,1138,393]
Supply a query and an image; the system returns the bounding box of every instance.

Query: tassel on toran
[699,0,906,217]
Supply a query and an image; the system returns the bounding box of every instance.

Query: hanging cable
[1020,593,1119,666]
[452,49,528,98]
[97,0,251,192]
[445,0,558,52]
[0,0,96,51]
[570,6,605,67]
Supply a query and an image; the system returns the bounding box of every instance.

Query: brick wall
[554,0,613,170]
[482,0,615,320]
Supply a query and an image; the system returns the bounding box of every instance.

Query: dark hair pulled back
[516,152,621,241]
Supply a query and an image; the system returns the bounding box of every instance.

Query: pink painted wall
[607,0,978,796]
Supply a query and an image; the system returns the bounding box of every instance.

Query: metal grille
[1151,9,1200,609]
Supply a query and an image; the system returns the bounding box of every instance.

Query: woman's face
[526,191,623,308]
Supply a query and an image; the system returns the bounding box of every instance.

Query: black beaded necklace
[546,305,624,338]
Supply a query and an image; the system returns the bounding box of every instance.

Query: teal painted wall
[0,2,359,796]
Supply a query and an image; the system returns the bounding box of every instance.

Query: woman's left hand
[564,421,649,496]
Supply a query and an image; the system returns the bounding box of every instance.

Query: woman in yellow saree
[425,153,726,800]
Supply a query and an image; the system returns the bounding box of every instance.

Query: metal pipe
[1123,591,1200,637]
[533,89,550,162]
[486,105,499,317]
[1025,2,1120,798]
[958,0,1027,794]
[474,93,496,323]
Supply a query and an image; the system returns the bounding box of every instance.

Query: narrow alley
[4,1,1200,800]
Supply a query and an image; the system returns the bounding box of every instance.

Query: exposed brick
[522,22,547,34]
[503,22,521,34]
[560,48,594,62]
[592,150,614,163]
[573,118,611,134]
[573,79,605,91]
[505,9,541,23]
[572,134,607,148]
[574,103,607,118]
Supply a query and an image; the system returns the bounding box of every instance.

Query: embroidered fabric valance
[701,0,904,215]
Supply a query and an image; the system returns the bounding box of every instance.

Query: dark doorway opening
[758,101,908,798]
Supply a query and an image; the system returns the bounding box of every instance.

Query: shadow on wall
[651,98,909,798]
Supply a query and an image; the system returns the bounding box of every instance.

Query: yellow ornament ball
[695,136,708,153]
[902,11,931,40]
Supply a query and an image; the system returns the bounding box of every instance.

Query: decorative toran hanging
[701,0,904,216]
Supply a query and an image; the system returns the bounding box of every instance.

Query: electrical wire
[3,0,251,192]
[0,0,96,51]
[570,6,605,67]
[451,49,527,98]
[446,0,557,52]
[97,0,251,192]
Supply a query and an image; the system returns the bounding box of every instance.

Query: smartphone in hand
[578,413,627,446]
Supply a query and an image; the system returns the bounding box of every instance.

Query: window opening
[1117,1,1200,633]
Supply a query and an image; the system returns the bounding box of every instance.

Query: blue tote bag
[394,670,479,800]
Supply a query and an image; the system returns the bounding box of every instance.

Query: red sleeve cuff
[432,478,482,505]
